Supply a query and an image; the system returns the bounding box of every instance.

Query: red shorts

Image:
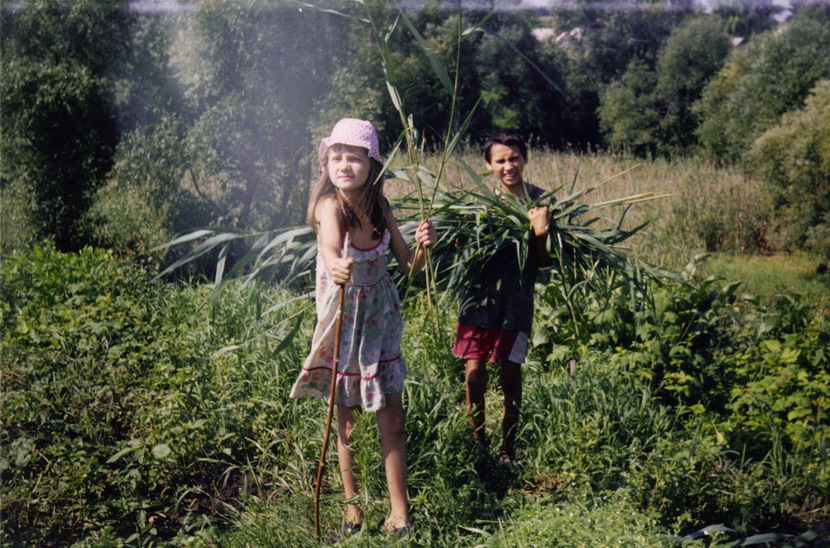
[451,323,529,364]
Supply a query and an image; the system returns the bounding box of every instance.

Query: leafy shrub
[84,115,216,254]
[531,264,829,530]
[747,79,830,257]
[724,310,830,454]
[0,244,321,544]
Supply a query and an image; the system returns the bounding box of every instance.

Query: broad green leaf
[152,443,171,459]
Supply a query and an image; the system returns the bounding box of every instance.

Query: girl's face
[327,144,370,196]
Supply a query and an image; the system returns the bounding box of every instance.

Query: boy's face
[485,143,526,191]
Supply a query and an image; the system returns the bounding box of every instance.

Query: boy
[451,129,551,468]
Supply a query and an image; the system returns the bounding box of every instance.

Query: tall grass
[388,150,775,272]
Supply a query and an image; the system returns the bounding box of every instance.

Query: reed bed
[387,149,775,272]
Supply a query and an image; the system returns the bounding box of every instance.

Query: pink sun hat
[319,118,383,170]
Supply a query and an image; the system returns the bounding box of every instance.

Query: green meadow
[3,152,828,547]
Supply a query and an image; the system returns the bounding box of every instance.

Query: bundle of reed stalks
[393,162,675,302]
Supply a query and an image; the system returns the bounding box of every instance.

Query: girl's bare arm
[316,196,353,285]
[386,208,436,277]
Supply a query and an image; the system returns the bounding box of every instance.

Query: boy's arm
[528,206,552,268]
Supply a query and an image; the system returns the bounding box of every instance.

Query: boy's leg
[465,358,489,450]
[376,392,411,528]
[336,404,363,524]
[499,360,522,460]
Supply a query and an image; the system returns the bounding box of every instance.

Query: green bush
[724,309,830,454]
[0,244,319,544]
[531,265,829,530]
[84,115,216,255]
[747,79,830,257]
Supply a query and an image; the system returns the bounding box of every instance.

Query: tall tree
[472,12,570,146]
[173,0,349,230]
[696,5,830,161]
[1,0,131,251]
[654,16,731,152]
[552,0,689,146]
[598,59,660,155]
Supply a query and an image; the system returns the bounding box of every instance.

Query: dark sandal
[331,521,362,544]
[378,517,414,538]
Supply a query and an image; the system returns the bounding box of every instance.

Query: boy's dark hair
[484,129,528,162]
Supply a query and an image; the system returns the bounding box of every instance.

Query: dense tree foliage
[654,16,731,152]
[172,1,349,230]
[598,59,660,155]
[696,5,830,162]
[711,0,780,37]
[0,0,129,251]
[2,0,829,257]
[599,16,733,155]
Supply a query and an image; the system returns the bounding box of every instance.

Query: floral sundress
[289,229,406,412]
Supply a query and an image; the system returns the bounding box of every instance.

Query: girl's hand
[528,207,550,237]
[415,220,437,248]
[329,257,354,285]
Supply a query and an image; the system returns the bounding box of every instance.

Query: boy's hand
[528,207,550,237]
[415,220,437,248]
[330,257,354,285]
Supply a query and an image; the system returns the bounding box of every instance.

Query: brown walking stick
[314,234,350,542]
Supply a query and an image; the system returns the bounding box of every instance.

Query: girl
[289,118,436,539]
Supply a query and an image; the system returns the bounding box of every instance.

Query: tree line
[1,0,829,260]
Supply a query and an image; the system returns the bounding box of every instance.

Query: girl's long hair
[307,145,388,237]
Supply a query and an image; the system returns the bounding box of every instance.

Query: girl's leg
[337,404,363,524]
[499,360,522,459]
[465,358,489,449]
[376,392,411,528]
